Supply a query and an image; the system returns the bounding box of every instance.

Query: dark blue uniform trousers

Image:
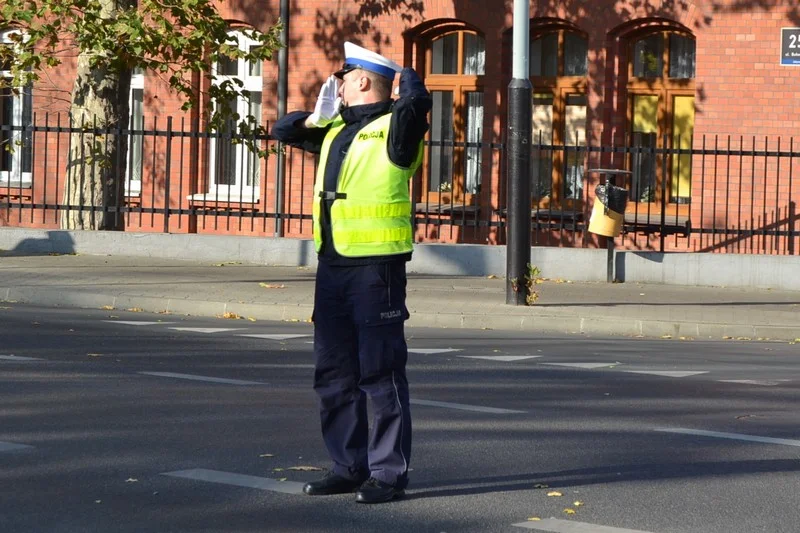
[312,260,412,489]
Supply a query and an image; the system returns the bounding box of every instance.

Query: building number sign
[781,28,800,66]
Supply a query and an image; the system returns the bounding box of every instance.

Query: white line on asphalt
[625,370,708,378]
[541,362,618,369]
[237,334,310,340]
[655,428,800,448]
[460,355,541,362]
[717,379,791,386]
[411,399,525,414]
[168,327,246,334]
[408,348,462,355]
[104,321,175,326]
[512,518,653,532]
[161,469,304,494]
[0,354,41,361]
[138,372,265,386]
[0,441,35,453]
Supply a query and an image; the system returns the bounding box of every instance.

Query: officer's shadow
[404,458,800,499]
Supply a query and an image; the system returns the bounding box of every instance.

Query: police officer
[271,42,431,504]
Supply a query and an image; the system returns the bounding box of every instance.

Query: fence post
[164,116,172,233]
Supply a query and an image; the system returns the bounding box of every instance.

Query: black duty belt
[319,191,347,200]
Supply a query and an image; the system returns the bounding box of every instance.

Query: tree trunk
[62,0,132,230]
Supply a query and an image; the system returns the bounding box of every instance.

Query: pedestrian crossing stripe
[717,379,790,386]
[104,321,175,326]
[138,372,265,385]
[459,356,541,362]
[541,362,618,369]
[0,441,34,453]
[408,348,462,355]
[161,469,304,494]
[168,327,246,334]
[625,370,708,378]
[237,334,310,340]
[513,518,653,532]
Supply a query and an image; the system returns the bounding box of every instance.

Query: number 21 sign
[781,28,800,66]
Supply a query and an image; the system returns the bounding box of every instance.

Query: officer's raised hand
[306,75,342,128]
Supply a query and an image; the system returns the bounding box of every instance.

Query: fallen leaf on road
[660,335,672,339]
[547,491,563,497]
[247,317,257,322]
[101,306,114,310]
[287,466,322,472]
[87,353,103,357]
[563,508,576,515]
[487,275,498,279]
[526,517,541,521]
[221,312,242,319]
[95,500,102,504]
[573,501,583,506]
[259,283,286,289]
[277,477,287,482]
[214,262,242,267]
[125,478,138,483]
[128,308,143,312]
[272,468,284,472]
[259,453,274,458]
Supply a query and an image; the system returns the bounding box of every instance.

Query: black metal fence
[1,118,798,254]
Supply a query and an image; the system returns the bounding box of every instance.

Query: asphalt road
[2,303,800,533]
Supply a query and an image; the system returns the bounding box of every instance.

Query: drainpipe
[274,0,289,236]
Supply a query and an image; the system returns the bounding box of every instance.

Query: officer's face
[339,69,367,107]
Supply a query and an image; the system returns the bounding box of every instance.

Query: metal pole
[506,0,532,305]
[274,0,289,237]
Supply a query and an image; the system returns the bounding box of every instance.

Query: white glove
[307,76,342,127]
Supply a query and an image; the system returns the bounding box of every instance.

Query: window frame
[205,30,264,202]
[625,30,696,216]
[420,29,486,208]
[125,67,144,196]
[0,29,32,188]
[529,28,589,210]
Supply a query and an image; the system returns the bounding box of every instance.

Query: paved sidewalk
[1,251,799,341]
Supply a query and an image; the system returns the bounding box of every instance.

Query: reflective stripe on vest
[313,113,423,258]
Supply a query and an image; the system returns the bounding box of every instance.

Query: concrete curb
[4,286,796,342]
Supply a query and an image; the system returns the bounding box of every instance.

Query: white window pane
[247,92,262,187]
[564,33,588,76]
[429,91,454,192]
[531,34,558,77]
[565,94,586,200]
[463,33,485,76]
[431,34,458,75]
[465,91,483,194]
[669,34,695,79]
[531,94,554,198]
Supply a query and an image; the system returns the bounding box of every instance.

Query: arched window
[529,25,589,209]
[208,29,263,199]
[421,29,485,204]
[0,29,32,187]
[627,30,695,211]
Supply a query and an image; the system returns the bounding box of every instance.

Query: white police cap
[334,41,402,80]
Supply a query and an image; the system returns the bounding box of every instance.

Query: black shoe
[355,478,405,504]
[302,472,363,496]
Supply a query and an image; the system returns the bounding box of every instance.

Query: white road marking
[161,469,304,494]
[168,327,245,334]
[408,348,462,355]
[0,354,41,361]
[513,518,653,532]
[541,362,618,369]
[0,441,35,453]
[237,334,310,340]
[459,356,541,362]
[104,321,175,326]
[138,372,264,386]
[411,399,525,414]
[717,379,791,386]
[626,370,708,378]
[655,428,800,447]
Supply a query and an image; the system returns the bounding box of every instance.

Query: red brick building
[2,1,799,254]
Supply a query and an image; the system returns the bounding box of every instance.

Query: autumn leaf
[127,308,143,312]
[573,501,584,507]
[247,317,256,322]
[125,478,138,483]
[563,508,576,515]
[221,311,242,319]
[259,453,274,458]
[487,275,498,279]
[87,353,103,357]
[547,491,563,497]
[272,468,284,472]
[287,466,322,472]
[101,305,114,310]
[277,477,288,482]
[526,517,541,521]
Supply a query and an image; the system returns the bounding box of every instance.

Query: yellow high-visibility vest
[312,113,423,258]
